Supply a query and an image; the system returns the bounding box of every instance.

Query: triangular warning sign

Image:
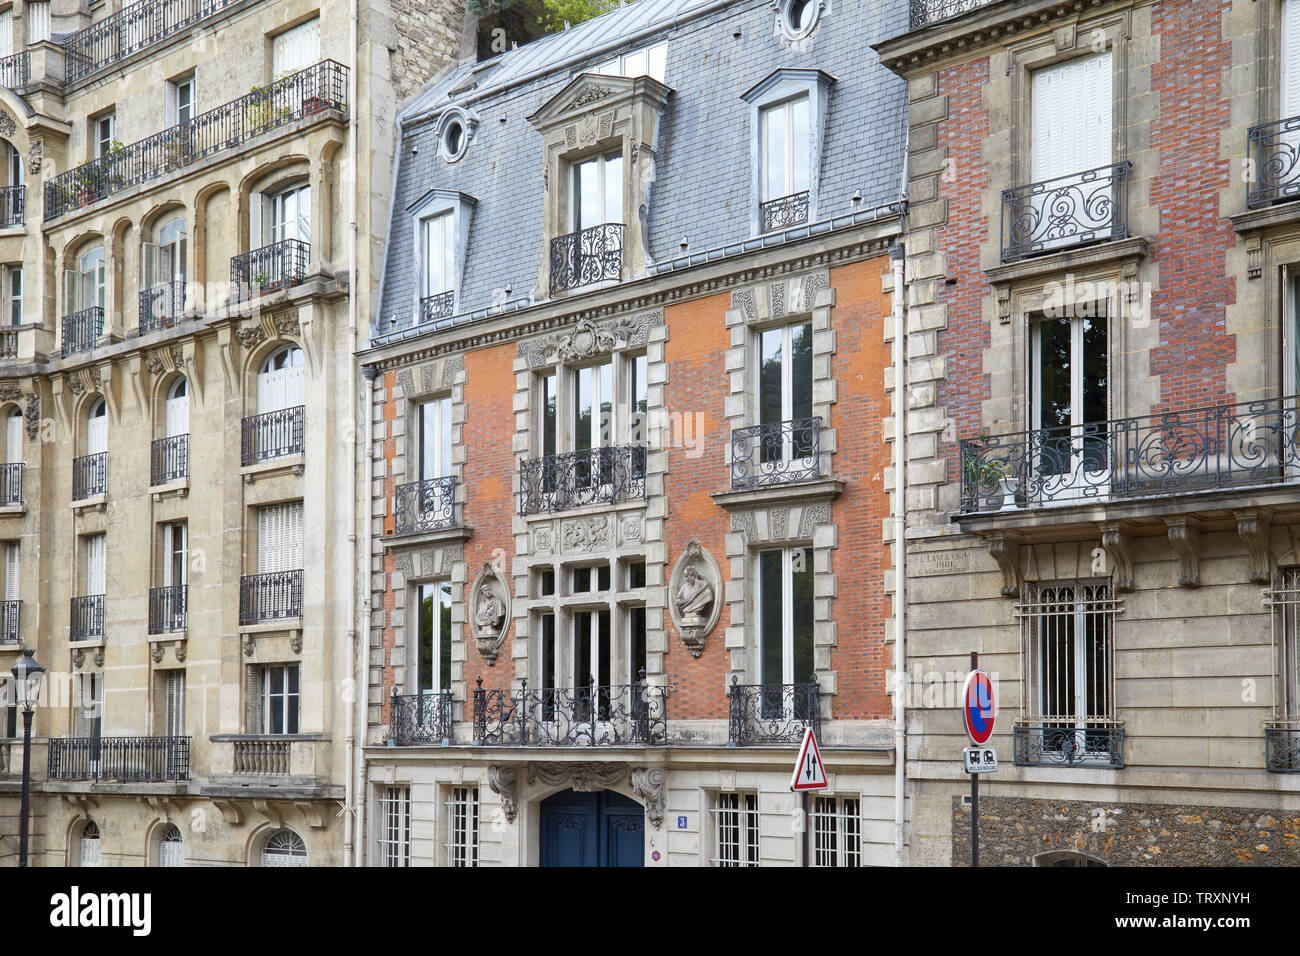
[790,728,828,791]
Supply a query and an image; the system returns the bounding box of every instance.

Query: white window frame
[158,823,184,867]
[79,820,101,867]
[414,580,453,696]
[93,113,116,160]
[591,41,667,82]
[1267,568,1300,722]
[759,95,811,204]
[755,545,813,687]
[168,74,195,127]
[379,786,411,867]
[711,792,759,867]
[444,786,479,867]
[810,795,861,868]
[5,264,22,326]
[419,210,455,301]
[261,828,307,867]
[261,662,300,735]
[568,150,623,234]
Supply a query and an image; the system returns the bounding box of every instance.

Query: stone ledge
[984,236,1149,287]
[240,454,304,482]
[711,478,845,511]
[1229,199,1300,236]
[149,477,189,499]
[381,524,473,550]
[70,493,107,513]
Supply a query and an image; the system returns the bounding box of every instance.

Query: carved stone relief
[517,312,661,368]
[668,541,722,658]
[469,561,511,665]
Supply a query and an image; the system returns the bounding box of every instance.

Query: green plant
[961,437,1008,489]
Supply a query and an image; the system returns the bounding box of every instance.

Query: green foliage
[537,0,620,30]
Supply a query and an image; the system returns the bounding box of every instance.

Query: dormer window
[760,97,811,232]
[404,189,475,329]
[592,42,667,82]
[570,151,622,233]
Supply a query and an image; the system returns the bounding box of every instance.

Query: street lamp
[11,648,44,868]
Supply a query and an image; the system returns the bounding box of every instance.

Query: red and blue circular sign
[962,670,996,745]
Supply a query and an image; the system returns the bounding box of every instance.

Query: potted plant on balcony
[962,441,1020,512]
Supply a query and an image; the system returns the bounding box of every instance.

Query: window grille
[379,786,411,867]
[810,796,860,867]
[445,786,479,867]
[711,792,759,867]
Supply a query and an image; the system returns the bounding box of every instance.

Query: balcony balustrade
[550,223,623,293]
[72,452,107,499]
[151,434,189,484]
[61,307,104,357]
[1246,115,1300,208]
[0,600,18,644]
[64,0,241,83]
[394,476,456,535]
[148,584,187,634]
[727,679,821,745]
[230,238,310,302]
[70,595,105,640]
[1013,722,1125,768]
[420,290,454,324]
[0,50,28,89]
[388,691,454,745]
[239,570,303,625]
[1001,161,1131,261]
[0,185,23,227]
[1266,721,1300,772]
[47,735,191,782]
[519,444,646,516]
[473,676,667,746]
[0,462,21,504]
[139,280,189,333]
[240,406,304,465]
[760,190,810,233]
[730,417,821,490]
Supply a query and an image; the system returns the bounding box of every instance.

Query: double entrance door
[539,789,644,867]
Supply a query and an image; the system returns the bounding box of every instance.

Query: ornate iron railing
[760,190,810,233]
[148,584,187,634]
[959,394,1300,513]
[48,736,191,781]
[231,238,310,302]
[0,600,18,643]
[1001,161,1130,261]
[139,280,189,332]
[1266,721,1300,772]
[239,570,303,625]
[1247,115,1300,208]
[1014,722,1124,768]
[61,306,104,357]
[0,329,16,358]
[389,691,454,745]
[420,291,455,324]
[0,462,21,504]
[0,50,29,90]
[240,405,304,465]
[473,675,667,746]
[231,737,290,774]
[72,452,107,499]
[730,417,821,489]
[550,223,623,293]
[151,434,189,484]
[0,185,23,226]
[519,444,646,515]
[47,61,347,218]
[728,679,821,745]
[70,594,106,640]
[64,0,240,82]
[909,0,1007,27]
[394,476,456,534]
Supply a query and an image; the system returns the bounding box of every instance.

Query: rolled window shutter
[5,409,20,463]
[1286,0,1300,119]
[4,542,17,601]
[245,664,263,733]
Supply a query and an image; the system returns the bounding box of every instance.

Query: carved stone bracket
[527,761,627,792]
[668,541,722,658]
[1099,523,1135,592]
[985,532,1021,598]
[629,767,666,829]
[1164,517,1201,588]
[487,765,518,823]
[1236,508,1273,584]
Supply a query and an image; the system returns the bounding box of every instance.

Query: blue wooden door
[540,789,644,867]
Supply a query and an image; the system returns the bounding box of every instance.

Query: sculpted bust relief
[674,566,713,623]
[474,582,506,632]
[469,562,512,665]
[668,542,722,658]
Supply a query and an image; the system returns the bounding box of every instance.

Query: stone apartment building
[877,0,1300,865]
[0,0,463,866]
[357,0,910,867]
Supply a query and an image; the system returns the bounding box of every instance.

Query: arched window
[261,829,306,867]
[257,346,304,414]
[158,823,183,867]
[74,247,107,312]
[165,377,189,438]
[267,183,310,246]
[80,820,101,867]
[86,398,107,456]
[4,406,20,463]
[143,217,188,329]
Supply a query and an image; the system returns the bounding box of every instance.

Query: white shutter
[5,410,20,463]
[285,360,305,408]
[165,389,189,438]
[257,506,277,574]
[86,534,106,594]
[165,671,185,737]
[258,503,301,573]
[80,835,101,867]
[272,18,320,77]
[257,367,284,415]
[1032,51,1112,181]
[0,10,12,59]
[1285,0,1300,119]
[86,410,107,456]
[286,501,302,568]
[4,542,17,601]
[26,2,49,44]
[159,838,184,867]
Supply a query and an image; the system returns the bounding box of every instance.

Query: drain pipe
[889,240,908,868]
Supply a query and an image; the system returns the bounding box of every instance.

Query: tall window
[79,820,101,867]
[268,183,311,246]
[271,17,320,76]
[811,796,861,867]
[446,786,479,867]
[73,247,106,313]
[144,218,187,297]
[158,823,184,867]
[160,522,187,589]
[74,672,102,739]
[6,142,19,189]
[757,546,814,693]
[569,151,622,233]
[25,1,49,44]
[83,533,106,597]
[93,113,116,160]
[5,405,20,464]
[420,211,454,301]
[85,398,107,457]
[261,829,307,867]
[380,786,411,867]
[418,397,452,481]
[261,663,300,735]
[760,96,811,208]
[160,670,185,737]
[417,581,452,695]
[0,9,12,58]
[713,793,759,867]
[256,345,305,415]
[3,541,17,605]
[168,75,195,127]
[758,321,814,467]
[1274,568,1300,722]
[257,501,303,575]
[165,377,189,439]
[5,265,21,325]
[1031,314,1108,488]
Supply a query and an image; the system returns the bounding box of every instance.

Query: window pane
[790,97,810,192]
[1081,318,1108,426]
[630,606,646,683]
[1035,318,1072,432]
[440,583,453,689]
[419,583,434,693]
[759,549,784,686]
[759,327,783,426]
[603,153,623,224]
[791,322,813,421]
[542,374,557,457]
[762,106,784,200]
[792,547,814,686]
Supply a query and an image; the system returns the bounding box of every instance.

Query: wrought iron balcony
[47,60,348,219]
[73,452,107,499]
[1266,721,1300,772]
[48,736,191,782]
[139,280,189,333]
[0,600,19,644]
[231,238,310,303]
[61,306,104,357]
[550,222,623,293]
[473,675,667,746]
[730,417,821,490]
[909,0,1005,28]
[394,476,456,535]
[0,185,23,227]
[1013,722,1124,768]
[959,394,1300,514]
[519,444,646,516]
[0,50,28,89]
[760,190,810,233]
[1001,161,1131,262]
[70,595,105,640]
[148,584,187,634]
[239,569,303,625]
[0,461,21,505]
[728,679,821,745]
[241,405,304,465]
[1246,116,1300,208]
[389,691,454,745]
[420,290,455,324]
[151,434,189,485]
[64,0,240,82]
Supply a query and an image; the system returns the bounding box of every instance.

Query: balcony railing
[389,691,454,745]
[231,737,290,774]
[959,394,1300,513]
[1266,721,1300,772]
[0,185,23,227]
[148,584,187,634]
[728,679,821,745]
[139,280,189,333]
[239,570,303,625]
[73,452,107,499]
[394,476,456,535]
[420,291,455,325]
[760,190,810,233]
[47,60,348,219]
[48,736,191,782]
[241,406,304,465]
[64,0,240,82]
[909,0,1005,28]
[1246,115,1300,208]
[231,238,310,303]
[0,329,16,358]
[151,434,189,485]
[61,306,104,357]
[1013,722,1125,768]
[519,444,646,516]
[730,417,821,490]
[550,222,623,293]
[70,595,105,640]
[1001,161,1131,261]
[473,675,667,746]
[0,600,18,643]
[0,50,29,90]
[0,462,21,505]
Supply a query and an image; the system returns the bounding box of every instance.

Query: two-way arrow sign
[789,727,828,791]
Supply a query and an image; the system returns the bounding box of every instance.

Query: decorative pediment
[527,72,671,132]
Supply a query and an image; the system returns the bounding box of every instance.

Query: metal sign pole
[801,790,809,868]
[970,651,979,869]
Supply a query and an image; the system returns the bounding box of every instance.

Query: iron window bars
[148,585,187,634]
[1265,569,1300,771]
[61,306,104,357]
[139,280,189,333]
[0,185,23,227]
[0,462,21,505]
[151,434,189,485]
[727,678,822,745]
[72,452,107,499]
[760,190,810,233]
[70,594,106,640]
[230,238,310,303]
[1247,115,1300,209]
